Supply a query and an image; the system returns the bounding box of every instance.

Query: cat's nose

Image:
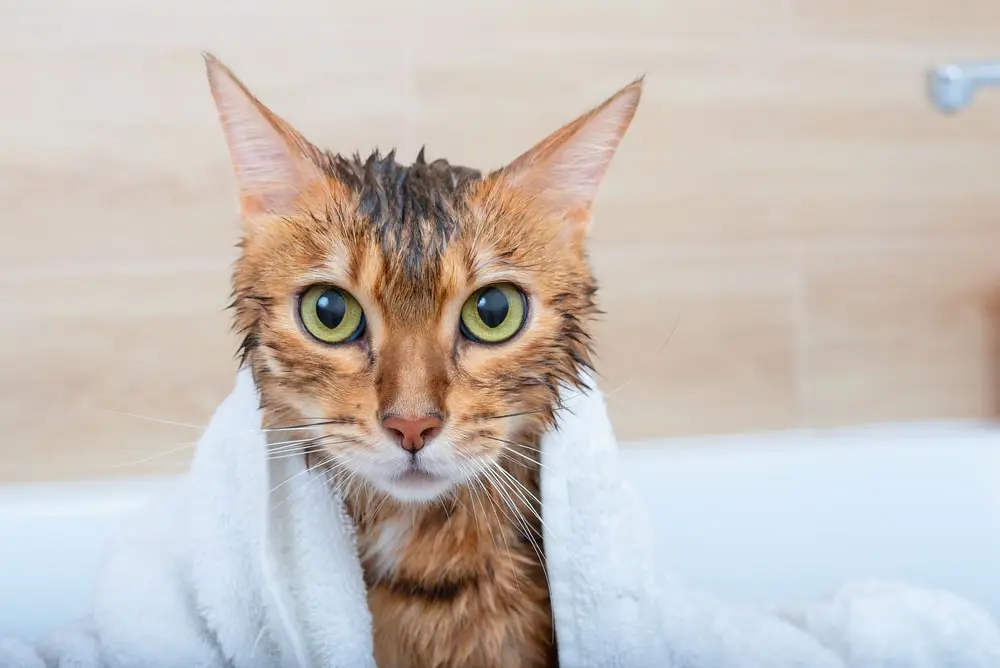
[382,415,443,453]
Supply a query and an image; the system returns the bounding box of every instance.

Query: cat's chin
[373,470,457,504]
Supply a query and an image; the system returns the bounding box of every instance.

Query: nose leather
[382,415,443,453]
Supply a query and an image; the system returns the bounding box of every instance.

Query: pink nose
[382,415,443,453]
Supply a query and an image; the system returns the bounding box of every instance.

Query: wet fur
[234,162,593,667]
[208,56,639,668]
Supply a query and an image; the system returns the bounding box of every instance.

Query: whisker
[481,435,551,471]
[460,460,517,593]
[316,454,354,479]
[343,467,371,507]
[475,482,522,590]
[370,487,393,518]
[488,460,550,535]
[271,455,340,512]
[266,434,358,458]
[266,435,325,452]
[293,416,358,422]
[266,437,330,455]
[658,311,682,354]
[257,417,355,434]
[265,446,331,462]
[100,409,204,431]
[108,439,199,469]
[498,446,550,472]
[312,461,342,500]
[319,455,367,504]
[269,454,333,497]
[320,466,352,512]
[480,434,544,454]
[439,493,452,522]
[481,465,534,539]
[480,464,550,589]
[478,403,572,421]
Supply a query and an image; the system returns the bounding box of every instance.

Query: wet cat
[205,55,641,668]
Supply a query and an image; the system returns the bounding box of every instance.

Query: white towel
[3,369,1000,667]
[2,369,374,668]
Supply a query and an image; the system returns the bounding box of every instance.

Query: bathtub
[2,419,999,643]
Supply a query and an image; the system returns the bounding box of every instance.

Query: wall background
[3,1,1000,482]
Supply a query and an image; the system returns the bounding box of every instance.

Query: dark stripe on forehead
[320,148,482,280]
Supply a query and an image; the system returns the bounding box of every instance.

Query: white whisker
[265,446,330,462]
[108,439,199,469]
[479,464,550,588]
[269,455,332,497]
[489,461,547,528]
[461,459,519,593]
[101,409,204,431]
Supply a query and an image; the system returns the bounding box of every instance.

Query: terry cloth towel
[3,368,1000,667]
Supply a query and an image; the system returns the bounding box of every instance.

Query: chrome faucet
[928,60,1000,113]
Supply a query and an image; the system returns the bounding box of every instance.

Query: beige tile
[591,247,799,439]
[410,35,1000,249]
[4,0,1000,484]
[0,270,237,482]
[803,247,1000,426]
[396,0,793,51]
[0,1,412,273]
[795,0,1000,43]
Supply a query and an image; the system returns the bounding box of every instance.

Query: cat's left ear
[500,78,643,238]
[203,53,328,223]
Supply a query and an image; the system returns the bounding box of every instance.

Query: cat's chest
[356,504,555,668]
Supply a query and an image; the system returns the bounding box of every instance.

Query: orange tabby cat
[204,55,641,668]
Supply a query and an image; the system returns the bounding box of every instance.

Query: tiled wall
[3,1,1000,481]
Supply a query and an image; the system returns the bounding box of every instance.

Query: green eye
[299,285,365,344]
[459,284,527,344]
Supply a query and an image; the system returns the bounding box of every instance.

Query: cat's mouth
[394,467,439,485]
[378,462,456,504]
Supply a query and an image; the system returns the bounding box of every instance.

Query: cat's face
[206,55,641,503]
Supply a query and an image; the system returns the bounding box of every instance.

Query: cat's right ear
[204,54,327,222]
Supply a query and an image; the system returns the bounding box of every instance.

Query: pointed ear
[500,78,643,234]
[203,53,327,220]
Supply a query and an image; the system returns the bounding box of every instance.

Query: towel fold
[3,369,999,667]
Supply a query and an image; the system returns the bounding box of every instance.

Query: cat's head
[205,55,641,503]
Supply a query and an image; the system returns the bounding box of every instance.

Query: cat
[204,54,642,668]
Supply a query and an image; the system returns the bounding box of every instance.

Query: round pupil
[476,287,510,328]
[315,290,347,329]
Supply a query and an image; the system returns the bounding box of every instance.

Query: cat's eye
[299,285,366,344]
[459,284,527,344]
